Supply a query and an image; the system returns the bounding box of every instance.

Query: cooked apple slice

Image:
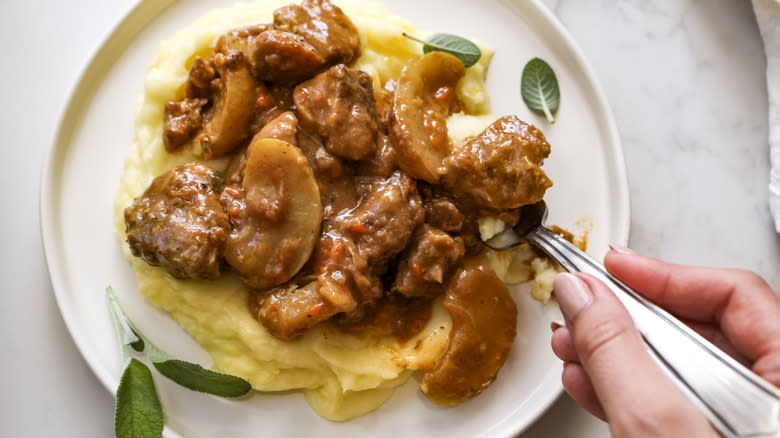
[224,137,323,289]
[420,265,517,405]
[391,52,465,183]
[193,51,257,160]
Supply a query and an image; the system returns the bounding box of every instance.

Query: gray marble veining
[523,0,777,436]
[547,0,779,289]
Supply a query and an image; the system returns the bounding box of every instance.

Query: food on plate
[391,51,465,182]
[420,265,518,405]
[223,136,323,289]
[442,115,552,209]
[124,163,229,280]
[114,0,576,421]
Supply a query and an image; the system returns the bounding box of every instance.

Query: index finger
[604,248,780,362]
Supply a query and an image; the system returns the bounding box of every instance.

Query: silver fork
[485,201,780,438]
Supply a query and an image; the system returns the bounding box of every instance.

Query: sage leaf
[115,358,164,438]
[521,57,560,124]
[107,287,145,352]
[403,32,481,67]
[151,354,252,398]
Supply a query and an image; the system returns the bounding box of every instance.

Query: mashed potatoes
[114,0,560,421]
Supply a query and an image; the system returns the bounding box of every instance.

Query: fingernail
[554,273,593,323]
[550,319,565,332]
[608,244,634,255]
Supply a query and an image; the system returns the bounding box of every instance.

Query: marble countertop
[1,0,776,437]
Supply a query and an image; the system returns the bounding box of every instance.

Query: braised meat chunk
[163,98,208,152]
[294,64,378,160]
[393,226,465,298]
[294,128,360,217]
[248,29,327,84]
[311,231,381,313]
[124,163,229,279]
[215,24,270,55]
[317,171,425,311]
[185,56,217,99]
[253,83,296,130]
[273,0,360,66]
[251,281,337,340]
[424,196,464,233]
[442,116,553,209]
[333,172,424,262]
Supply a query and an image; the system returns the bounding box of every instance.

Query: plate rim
[39,0,630,436]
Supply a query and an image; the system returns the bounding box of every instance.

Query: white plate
[40,0,630,437]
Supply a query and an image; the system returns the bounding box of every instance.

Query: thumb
[554,272,715,437]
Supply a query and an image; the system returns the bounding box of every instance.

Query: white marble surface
[0,0,775,437]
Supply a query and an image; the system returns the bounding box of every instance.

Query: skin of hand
[550,245,780,437]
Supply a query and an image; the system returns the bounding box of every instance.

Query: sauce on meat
[125,163,229,280]
[124,0,554,406]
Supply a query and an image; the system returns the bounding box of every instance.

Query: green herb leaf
[108,286,252,404]
[150,348,251,398]
[403,32,482,67]
[521,57,560,124]
[115,358,164,438]
[107,287,145,352]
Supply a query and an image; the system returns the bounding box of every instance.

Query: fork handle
[526,226,780,438]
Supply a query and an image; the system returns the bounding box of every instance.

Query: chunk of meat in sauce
[193,51,258,159]
[393,225,465,298]
[163,98,208,152]
[313,231,381,309]
[185,57,216,99]
[374,80,396,131]
[333,171,423,263]
[294,128,358,217]
[215,24,270,55]
[248,29,326,84]
[256,110,299,145]
[357,133,396,178]
[252,83,296,132]
[314,171,424,311]
[424,196,464,233]
[163,56,216,150]
[442,116,553,209]
[124,163,229,280]
[273,0,360,66]
[294,64,378,161]
[251,281,338,340]
[420,265,517,405]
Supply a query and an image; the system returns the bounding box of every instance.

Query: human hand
[550,245,780,437]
